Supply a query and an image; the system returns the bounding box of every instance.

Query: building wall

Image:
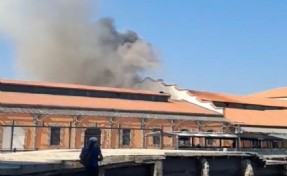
[0,112,231,150]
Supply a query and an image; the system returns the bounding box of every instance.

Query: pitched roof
[248,87,287,98]
[224,108,287,127]
[189,90,287,108]
[0,79,167,96]
[0,91,220,116]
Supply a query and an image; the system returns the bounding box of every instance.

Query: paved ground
[0,149,249,164]
[0,149,183,163]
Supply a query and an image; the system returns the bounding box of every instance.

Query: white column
[200,158,209,176]
[241,159,254,176]
[153,160,163,176]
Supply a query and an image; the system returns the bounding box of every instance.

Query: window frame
[152,128,161,146]
[121,128,131,146]
[178,129,190,147]
[206,130,214,147]
[50,127,61,146]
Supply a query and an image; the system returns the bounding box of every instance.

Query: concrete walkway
[0,149,249,163]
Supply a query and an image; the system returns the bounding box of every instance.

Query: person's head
[88,137,98,148]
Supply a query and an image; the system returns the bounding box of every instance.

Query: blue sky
[1,0,287,94]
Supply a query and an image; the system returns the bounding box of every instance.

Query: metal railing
[0,122,165,152]
[1,122,287,154]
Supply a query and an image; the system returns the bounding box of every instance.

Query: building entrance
[84,127,101,147]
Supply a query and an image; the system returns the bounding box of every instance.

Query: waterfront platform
[0,149,287,176]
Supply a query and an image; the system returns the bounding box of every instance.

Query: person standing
[80,137,103,176]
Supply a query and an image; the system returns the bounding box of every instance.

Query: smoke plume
[0,0,158,87]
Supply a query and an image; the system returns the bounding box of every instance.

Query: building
[247,87,287,99]
[135,78,287,149]
[2,78,287,151]
[0,79,226,151]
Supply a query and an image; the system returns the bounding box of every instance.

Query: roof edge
[0,104,223,117]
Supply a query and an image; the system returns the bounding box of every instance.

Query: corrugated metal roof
[239,133,280,140]
[145,131,237,138]
[269,134,287,140]
[241,127,287,134]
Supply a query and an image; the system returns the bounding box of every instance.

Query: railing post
[68,122,72,149]
[33,114,42,150]
[10,120,15,151]
[176,135,179,150]
[140,119,145,149]
[238,137,242,151]
[72,116,81,149]
[118,124,121,148]
[160,126,164,149]
[108,118,114,149]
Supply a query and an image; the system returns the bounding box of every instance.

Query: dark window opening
[213,102,228,108]
[272,141,280,148]
[122,129,131,146]
[245,105,265,111]
[213,101,284,111]
[265,107,282,110]
[178,129,190,147]
[251,140,261,148]
[50,127,61,145]
[0,84,169,102]
[152,129,161,146]
[228,103,244,109]
[206,130,214,147]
